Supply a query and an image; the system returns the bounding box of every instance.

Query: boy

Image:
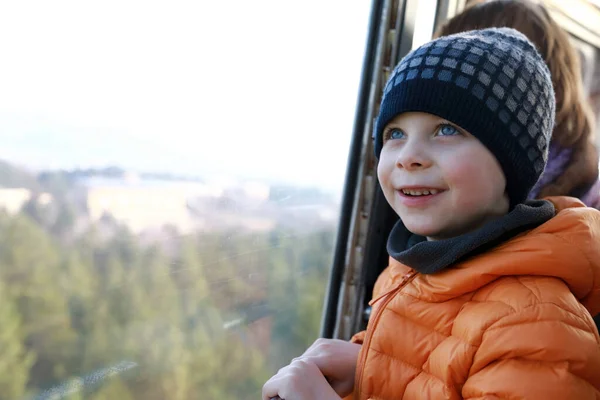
[263,28,600,400]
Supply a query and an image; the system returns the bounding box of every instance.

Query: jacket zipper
[355,270,418,399]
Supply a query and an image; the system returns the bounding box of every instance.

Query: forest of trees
[0,202,336,399]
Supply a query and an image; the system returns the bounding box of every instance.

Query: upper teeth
[402,189,439,196]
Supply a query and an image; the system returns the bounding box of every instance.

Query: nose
[395,141,433,171]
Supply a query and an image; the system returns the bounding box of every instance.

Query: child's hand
[298,338,361,397]
[261,358,341,400]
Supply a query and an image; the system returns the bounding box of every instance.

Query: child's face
[378,112,510,240]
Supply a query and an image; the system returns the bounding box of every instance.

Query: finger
[262,375,288,400]
[301,338,333,356]
[300,354,338,376]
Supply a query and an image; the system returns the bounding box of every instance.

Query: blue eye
[438,124,459,136]
[388,129,405,140]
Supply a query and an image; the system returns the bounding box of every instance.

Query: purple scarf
[528,142,600,208]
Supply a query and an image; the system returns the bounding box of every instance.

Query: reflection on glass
[0,0,368,398]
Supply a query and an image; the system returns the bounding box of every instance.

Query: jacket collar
[387,200,556,274]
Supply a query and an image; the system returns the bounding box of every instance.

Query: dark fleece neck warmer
[387,200,556,274]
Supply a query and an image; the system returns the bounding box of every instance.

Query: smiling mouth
[400,188,442,196]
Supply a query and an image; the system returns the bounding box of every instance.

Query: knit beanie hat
[374,27,555,208]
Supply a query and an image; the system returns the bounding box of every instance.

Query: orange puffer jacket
[348,197,600,399]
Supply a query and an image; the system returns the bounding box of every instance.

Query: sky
[0,0,373,192]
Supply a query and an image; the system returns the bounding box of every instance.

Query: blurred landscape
[0,159,340,399]
[0,0,371,397]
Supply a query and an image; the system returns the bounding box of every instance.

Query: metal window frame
[542,0,600,48]
[320,0,466,340]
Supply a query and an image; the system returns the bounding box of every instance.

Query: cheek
[377,153,400,207]
[443,149,506,206]
[377,153,394,191]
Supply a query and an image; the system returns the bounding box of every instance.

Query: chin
[402,219,443,239]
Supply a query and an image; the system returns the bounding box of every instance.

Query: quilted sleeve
[462,302,600,399]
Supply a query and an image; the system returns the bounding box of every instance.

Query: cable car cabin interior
[321,0,600,341]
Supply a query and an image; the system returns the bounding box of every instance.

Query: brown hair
[435,0,598,198]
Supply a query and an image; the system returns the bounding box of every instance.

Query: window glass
[0,0,369,398]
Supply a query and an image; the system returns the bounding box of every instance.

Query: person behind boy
[263,27,600,400]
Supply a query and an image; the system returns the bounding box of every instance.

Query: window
[0,1,369,398]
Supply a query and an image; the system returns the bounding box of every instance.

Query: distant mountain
[269,184,337,206]
[0,159,340,212]
[38,166,205,184]
[0,160,42,191]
